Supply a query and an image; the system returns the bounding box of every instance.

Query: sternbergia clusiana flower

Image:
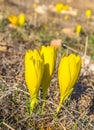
[25,49,44,114]
[85,9,92,19]
[18,13,25,27]
[75,25,82,36]
[57,54,81,113]
[40,46,57,108]
[8,15,18,26]
[55,3,64,13]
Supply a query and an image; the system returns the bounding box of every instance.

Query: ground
[0,0,94,130]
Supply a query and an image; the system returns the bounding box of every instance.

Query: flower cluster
[55,3,70,13]
[25,46,57,114]
[8,13,25,27]
[24,46,81,114]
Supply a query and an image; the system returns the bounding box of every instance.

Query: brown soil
[0,0,94,130]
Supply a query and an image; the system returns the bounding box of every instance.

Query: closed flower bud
[75,25,82,36]
[25,49,44,114]
[40,46,57,108]
[57,53,81,113]
[18,13,25,27]
[8,15,18,26]
[85,9,92,19]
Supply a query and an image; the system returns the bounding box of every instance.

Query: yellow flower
[75,25,82,36]
[18,13,25,27]
[40,46,57,108]
[8,13,25,27]
[63,5,69,11]
[57,54,81,113]
[85,9,92,19]
[33,3,38,9]
[8,15,18,26]
[56,3,64,13]
[25,49,44,114]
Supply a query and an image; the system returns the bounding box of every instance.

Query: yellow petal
[25,49,44,99]
[68,54,77,87]
[25,51,37,97]
[58,56,71,103]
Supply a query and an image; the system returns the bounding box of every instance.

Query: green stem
[41,92,47,114]
[56,98,63,114]
[30,98,38,115]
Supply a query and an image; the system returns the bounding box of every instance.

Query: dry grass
[0,0,94,130]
